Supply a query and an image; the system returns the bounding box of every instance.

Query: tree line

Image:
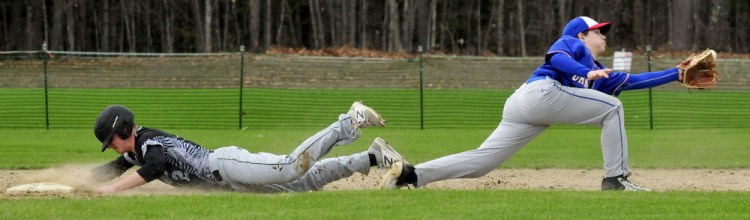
[2,0,748,56]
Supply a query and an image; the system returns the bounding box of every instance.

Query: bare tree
[429,0,436,51]
[144,2,153,52]
[221,0,229,51]
[249,0,260,51]
[737,0,749,52]
[123,0,137,52]
[635,0,649,49]
[92,2,104,51]
[475,0,481,55]
[496,0,504,55]
[517,0,526,56]
[204,0,212,52]
[314,0,325,47]
[387,0,402,52]
[323,0,337,46]
[308,0,319,49]
[162,0,174,53]
[0,3,6,50]
[279,0,299,47]
[347,0,356,46]
[263,0,271,51]
[670,0,693,50]
[557,0,566,29]
[65,0,76,51]
[308,0,326,48]
[401,0,415,52]
[100,0,110,51]
[275,0,286,45]
[190,0,204,52]
[359,0,367,49]
[42,0,49,46]
[439,0,452,52]
[415,0,430,51]
[3,0,750,53]
[24,0,44,50]
[49,0,64,50]
[707,0,730,51]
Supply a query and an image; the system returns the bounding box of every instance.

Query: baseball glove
[676,49,718,89]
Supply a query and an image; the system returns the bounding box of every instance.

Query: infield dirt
[2,164,749,197]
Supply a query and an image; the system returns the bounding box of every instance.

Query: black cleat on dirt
[601,172,651,191]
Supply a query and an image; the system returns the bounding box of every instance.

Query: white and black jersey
[97,127,219,188]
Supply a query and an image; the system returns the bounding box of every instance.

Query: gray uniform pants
[208,114,370,192]
[414,78,629,187]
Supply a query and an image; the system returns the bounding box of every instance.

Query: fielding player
[381,16,716,191]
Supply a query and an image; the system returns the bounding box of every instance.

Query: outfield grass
[2,88,749,130]
[2,190,750,219]
[2,127,749,169]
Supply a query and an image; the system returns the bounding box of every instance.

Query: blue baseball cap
[562,16,611,37]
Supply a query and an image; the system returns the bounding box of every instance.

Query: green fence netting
[0,51,748,130]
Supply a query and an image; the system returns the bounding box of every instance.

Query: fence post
[42,42,50,130]
[418,46,424,130]
[239,45,245,130]
[647,45,653,130]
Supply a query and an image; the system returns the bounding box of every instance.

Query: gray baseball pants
[208,114,371,192]
[414,78,629,187]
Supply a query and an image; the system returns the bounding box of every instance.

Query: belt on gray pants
[208,150,225,183]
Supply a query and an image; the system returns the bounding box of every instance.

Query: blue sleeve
[549,53,591,78]
[621,68,679,91]
[594,72,628,95]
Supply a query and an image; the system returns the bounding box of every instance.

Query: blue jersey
[527,36,679,96]
[528,36,629,96]
[526,16,678,96]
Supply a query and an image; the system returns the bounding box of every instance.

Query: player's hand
[95,185,119,193]
[586,69,612,80]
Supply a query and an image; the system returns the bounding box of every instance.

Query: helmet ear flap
[118,121,132,139]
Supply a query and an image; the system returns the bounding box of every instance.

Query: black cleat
[601,172,651,191]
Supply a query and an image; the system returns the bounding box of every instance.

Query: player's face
[106,134,134,154]
[580,29,607,57]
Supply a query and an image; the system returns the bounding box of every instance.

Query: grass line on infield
[2,190,750,219]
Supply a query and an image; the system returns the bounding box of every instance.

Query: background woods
[1,0,748,55]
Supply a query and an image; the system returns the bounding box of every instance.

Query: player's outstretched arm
[95,171,147,193]
[90,156,134,182]
[620,68,680,91]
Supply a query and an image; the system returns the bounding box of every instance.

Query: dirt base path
[327,168,750,191]
[3,164,749,198]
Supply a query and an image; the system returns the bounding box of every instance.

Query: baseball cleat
[348,101,385,128]
[368,137,406,170]
[379,161,415,189]
[601,172,651,191]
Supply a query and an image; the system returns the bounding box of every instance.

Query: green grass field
[2,190,749,219]
[2,128,750,169]
[2,127,750,219]
[2,87,750,219]
[2,88,750,130]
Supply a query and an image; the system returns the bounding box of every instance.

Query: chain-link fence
[1,50,748,130]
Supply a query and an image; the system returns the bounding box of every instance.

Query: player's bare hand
[587,69,612,80]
